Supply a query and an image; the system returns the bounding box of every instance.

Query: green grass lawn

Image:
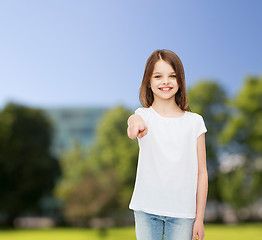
[0,223,261,240]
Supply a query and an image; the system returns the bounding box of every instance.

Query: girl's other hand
[192,219,205,240]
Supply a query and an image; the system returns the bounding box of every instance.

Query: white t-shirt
[128,106,207,218]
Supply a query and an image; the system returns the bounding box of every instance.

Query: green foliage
[186,78,262,210]
[233,76,262,113]
[218,76,262,209]
[187,80,227,116]
[219,76,262,155]
[0,102,61,221]
[85,105,139,209]
[55,105,139,225]
[87,105,138,185]
[63,169,119,225]
[218,166,262,209]
[54,140,87,200]
[187,81,229,201]
[187,81,228,167]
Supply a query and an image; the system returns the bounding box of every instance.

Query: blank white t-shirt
[128,106,207,218]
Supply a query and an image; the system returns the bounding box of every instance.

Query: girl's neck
[151,100,183,114]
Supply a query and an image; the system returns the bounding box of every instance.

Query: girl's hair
[139,49,191,112]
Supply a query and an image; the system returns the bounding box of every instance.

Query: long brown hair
[139,49,191,112]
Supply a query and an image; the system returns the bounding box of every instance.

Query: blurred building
[43,107,108,156]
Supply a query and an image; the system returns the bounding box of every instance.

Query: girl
[127,49,208,240]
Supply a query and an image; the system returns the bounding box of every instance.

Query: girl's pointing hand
[127,122,148,139]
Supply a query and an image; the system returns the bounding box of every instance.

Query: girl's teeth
[162,88,171,90]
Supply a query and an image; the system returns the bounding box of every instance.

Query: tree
[0,102,61,226]
[218,76,262,211]
[54,105,139,226]
[187,80,229,201]
[54,140,87,201]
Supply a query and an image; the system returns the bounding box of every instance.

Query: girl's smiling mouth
[159,87,173,92]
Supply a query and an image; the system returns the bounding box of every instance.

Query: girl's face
[149,60,179,102]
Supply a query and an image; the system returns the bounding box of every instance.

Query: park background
[0,0,262,239]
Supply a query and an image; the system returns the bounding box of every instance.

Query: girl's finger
[192,231,197,240]
[138,128,147,138]
[140,131,146,138]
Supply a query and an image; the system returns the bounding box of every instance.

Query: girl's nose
[162,77,170,84]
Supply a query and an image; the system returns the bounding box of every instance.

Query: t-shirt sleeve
[127,107,149,126]
[196,114,207,138]
[134,107,149,124]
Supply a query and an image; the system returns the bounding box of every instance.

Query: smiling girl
[127,49,208,240]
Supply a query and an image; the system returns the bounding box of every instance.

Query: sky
[0,0,261,110]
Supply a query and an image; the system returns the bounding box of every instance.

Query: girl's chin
[153,94,176,100]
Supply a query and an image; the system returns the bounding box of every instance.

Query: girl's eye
[154,75,161,79]
[170,75,176,78]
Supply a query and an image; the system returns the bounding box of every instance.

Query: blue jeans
[134,210,195,240]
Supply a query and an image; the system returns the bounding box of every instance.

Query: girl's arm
[127,114,143,126]
[193,133,208,240]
